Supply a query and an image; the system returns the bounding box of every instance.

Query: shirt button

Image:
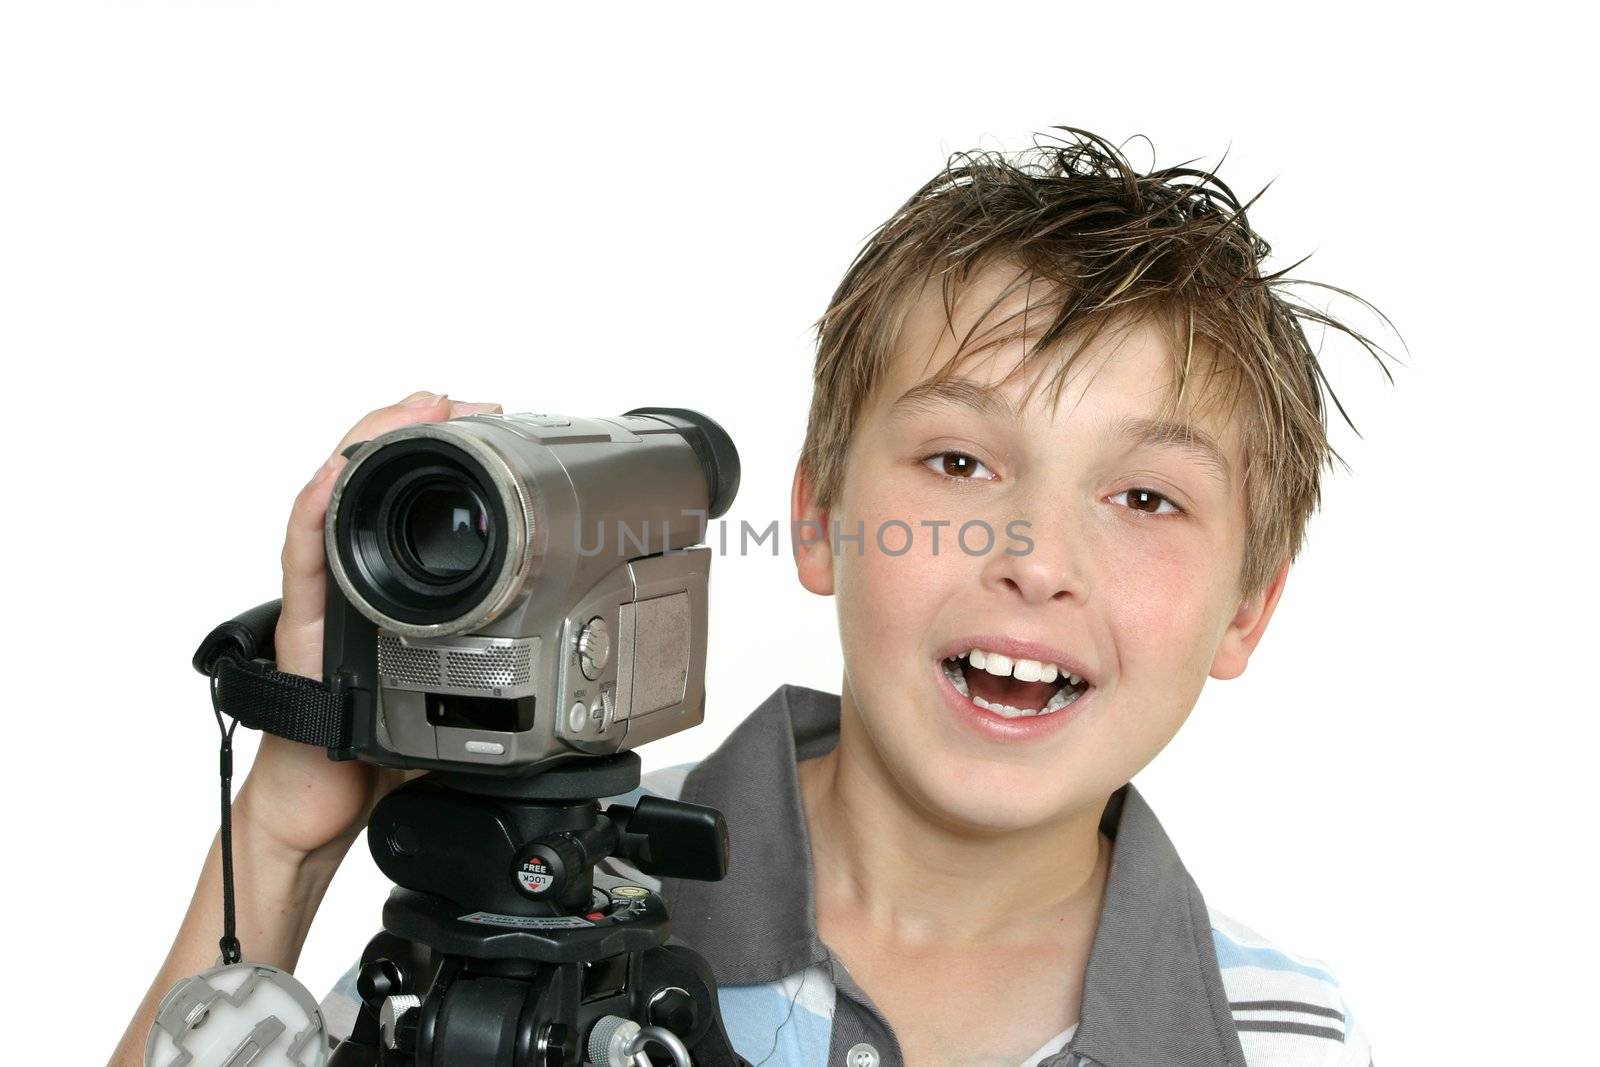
[845,1043,880,1067]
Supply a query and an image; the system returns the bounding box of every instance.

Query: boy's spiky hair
[800,127,1397,598]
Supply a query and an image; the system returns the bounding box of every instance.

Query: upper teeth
[962,647,1081,687]
[939,646,1089,719]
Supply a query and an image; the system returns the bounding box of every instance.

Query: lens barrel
[331,436,513,628]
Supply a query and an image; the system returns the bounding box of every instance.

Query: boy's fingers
[331,396,505,461]
[331,392,452,459]
[282,456,343,587]
[276,456,345,672]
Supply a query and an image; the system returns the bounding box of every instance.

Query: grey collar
[660,684,1246,1067]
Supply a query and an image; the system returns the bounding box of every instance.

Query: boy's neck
[796,694,1112,954]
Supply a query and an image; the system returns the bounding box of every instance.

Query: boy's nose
[980,521,1087,606]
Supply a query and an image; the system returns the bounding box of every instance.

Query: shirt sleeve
[1335,1004,1373,1067]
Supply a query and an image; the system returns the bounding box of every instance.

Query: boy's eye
[1112,488,1182,516]
[921,450,996,481]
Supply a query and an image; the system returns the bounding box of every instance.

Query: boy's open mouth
[940,647,1089,719]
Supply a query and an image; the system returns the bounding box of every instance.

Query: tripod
[327,754,749,1067]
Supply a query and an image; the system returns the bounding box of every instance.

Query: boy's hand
[236,390,503,859]
[110,391,507,1067]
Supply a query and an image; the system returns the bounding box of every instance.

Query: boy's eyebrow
[888,378,1017,422]
[889,379,1231,486]
[1115,416,1231,486]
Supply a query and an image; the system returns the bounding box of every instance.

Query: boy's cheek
[829,499,953,588]
[1099,536,1220,634]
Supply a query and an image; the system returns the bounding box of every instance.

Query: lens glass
[397,481,491,580]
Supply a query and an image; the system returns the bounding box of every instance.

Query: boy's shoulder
[620,760,1374,1067]
[1206,907,1374,1067]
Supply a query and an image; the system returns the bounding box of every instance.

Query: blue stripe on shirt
[1211,927,1336,983]
[718,979,832,1066]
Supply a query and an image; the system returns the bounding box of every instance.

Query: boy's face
[793,263,1289,831]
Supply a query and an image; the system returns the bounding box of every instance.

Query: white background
[3,3,1594,1063]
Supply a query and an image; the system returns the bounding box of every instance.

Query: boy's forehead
[871,262,1249,482]
[885,266,1225,413]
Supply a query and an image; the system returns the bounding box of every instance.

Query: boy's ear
[1210,556,1290,680]
[790,458,835,596]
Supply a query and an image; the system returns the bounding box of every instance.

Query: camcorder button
[577,617,611,679]
[567,700,590,734]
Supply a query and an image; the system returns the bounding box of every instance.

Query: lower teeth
[941,658,1083,719]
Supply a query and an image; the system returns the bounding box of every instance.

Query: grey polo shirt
[620,684,1374,1067]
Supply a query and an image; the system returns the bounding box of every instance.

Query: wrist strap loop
[194,598,355,965]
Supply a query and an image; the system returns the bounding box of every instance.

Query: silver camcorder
[320,407,739,778]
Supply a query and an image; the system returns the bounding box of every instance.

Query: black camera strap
[194,600,353,963]
[208,656,352,747]
[209,685,243,965]
[194,600,353,749]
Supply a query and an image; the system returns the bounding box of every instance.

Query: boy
[115,128,1384,1066]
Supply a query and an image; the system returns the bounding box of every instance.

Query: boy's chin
[902,759,1097,836]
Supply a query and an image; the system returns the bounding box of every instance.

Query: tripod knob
[535,1021,579,1067]
[355,957,406,1005]
[379,994,421,1052]
[587,1016,642,1067]
[648,986,699,1037]
[588,1015,693,1067]
[514,833,589,907]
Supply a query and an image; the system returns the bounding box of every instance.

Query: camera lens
[332,437,514,629]
[394,480,491,581]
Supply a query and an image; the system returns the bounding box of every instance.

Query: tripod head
[369,754,725,951]
[333,755,745,1066]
